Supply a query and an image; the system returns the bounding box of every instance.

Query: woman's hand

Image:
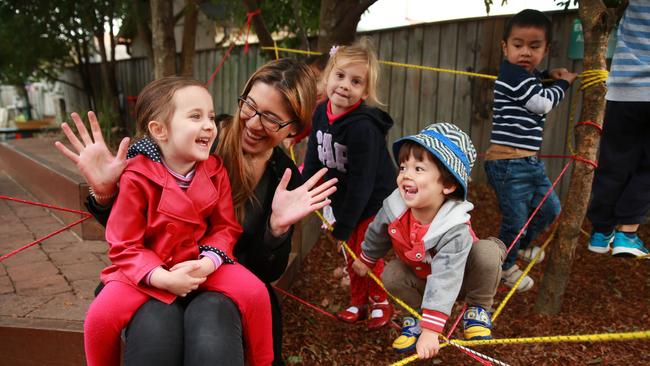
[54,112,129,204]
[269,167,338,237]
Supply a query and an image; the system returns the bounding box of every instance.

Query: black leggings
[123,292,244,366]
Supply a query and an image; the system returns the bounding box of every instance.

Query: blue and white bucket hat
[392,123,477,200]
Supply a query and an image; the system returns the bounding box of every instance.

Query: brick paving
[0,171,107,329]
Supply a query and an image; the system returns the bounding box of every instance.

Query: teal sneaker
[392,317,421,353]
[612,231,649,257]
[588,231,614,254]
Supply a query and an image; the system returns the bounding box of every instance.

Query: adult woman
[55,59,337,365]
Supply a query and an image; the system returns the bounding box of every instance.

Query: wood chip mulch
[280,183,650,366]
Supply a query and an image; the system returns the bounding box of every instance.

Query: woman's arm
[268,167,337,237]
[54,112,129,205]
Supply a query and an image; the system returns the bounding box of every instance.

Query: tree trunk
[180,0,198,76]
[534,0,627,314]
[14,84,32,120]
[241,0,274,48]
[292,0,310,51]
[134,0,154,62]
[150,0,176,78]
[316,0,377,51]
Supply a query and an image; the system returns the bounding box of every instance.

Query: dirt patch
[281,183,650,365]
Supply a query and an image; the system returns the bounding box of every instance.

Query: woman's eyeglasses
[238,97,295,132]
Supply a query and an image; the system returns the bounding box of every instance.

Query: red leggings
[347,216,387,306]
[84,263,273,366]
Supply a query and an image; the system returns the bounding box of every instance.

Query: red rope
[0,196,92,262]
[244,9,261,54]
[444,304,494,365]
[273,285,339,321]
[446,303,467,339]
[572,155,598,168]
[504,160,572,256]
[0,216,91,262]
[273,285,401,331]
[206,43,236,87]
[0,195,92,215]
[575,120,603,133]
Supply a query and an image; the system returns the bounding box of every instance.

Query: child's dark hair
[503,9,553,43]
[398,141,464,200]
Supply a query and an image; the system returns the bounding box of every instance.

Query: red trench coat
[101,154,242,304]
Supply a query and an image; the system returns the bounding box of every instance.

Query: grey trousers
[381,237,506,311]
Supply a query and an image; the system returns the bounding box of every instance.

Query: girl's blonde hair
[322,37,382,106]
[216,58,317,222]
[133,77,208,140]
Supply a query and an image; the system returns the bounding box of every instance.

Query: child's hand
[170,257,215,278]
[149,265,206,297]
[550,68,577,84]
[549,68,568,80]
[351,258,369,276]
[416,328,441,359]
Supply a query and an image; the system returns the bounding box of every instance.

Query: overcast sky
[358,0,576,31]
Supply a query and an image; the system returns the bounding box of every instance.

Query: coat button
[166,223,177,234]
[415,253,422,259]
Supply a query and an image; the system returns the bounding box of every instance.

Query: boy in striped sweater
[587,0,650,258]
[484,9,576,292]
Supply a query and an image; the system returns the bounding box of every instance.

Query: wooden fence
[61,10,585,196]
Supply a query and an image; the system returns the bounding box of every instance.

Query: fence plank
[452,20,478,134]
[402,26,424,138]
[387,28,409,145]
[377,31,393,119]
[435,22,458,122]
[418,24,441,129]
[543,12,576,197]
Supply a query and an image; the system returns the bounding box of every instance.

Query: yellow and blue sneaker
[392,317,421,353]
[462,306,492,340]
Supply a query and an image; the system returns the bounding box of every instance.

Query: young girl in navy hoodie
[302,38,396,329]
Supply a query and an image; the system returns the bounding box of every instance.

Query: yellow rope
[261,46,498,80]
[289,144,296,163]
[262,46,321,56]
[566,69,609,156]
[272,41,280,60]
[378,60,497,80]
[314,211,423,321]
[449,329,650,347]
[491,228,556,322]
[390,330,650,366]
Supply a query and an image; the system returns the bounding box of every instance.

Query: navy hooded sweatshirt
[302,101,397,241]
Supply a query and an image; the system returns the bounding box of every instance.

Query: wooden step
[0,137,104,240]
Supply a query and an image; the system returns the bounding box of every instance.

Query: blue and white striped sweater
[607,0,650,101]
[490,60,569,151]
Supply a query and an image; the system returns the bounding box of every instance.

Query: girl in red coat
[83,77,273,366]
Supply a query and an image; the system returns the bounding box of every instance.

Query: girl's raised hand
[54,112,129,204]
[269,167,338,237]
